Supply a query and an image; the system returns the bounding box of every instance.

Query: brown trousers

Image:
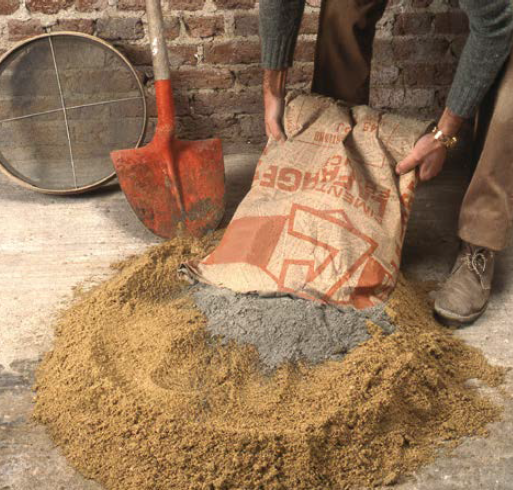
[312,0,513,251]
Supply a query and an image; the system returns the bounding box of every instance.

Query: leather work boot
[434,242,495,326]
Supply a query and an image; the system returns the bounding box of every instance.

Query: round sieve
[0,32,147,195]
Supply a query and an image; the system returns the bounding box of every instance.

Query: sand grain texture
[34,235,505,490]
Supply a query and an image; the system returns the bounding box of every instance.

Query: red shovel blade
[111,135,225,239]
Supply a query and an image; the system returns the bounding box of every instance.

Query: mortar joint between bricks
[224,11,235,37]
[297,34,318,41]
[203,0,217,14]
[304,5,319,13]
[19,0,29,17]
[9,8,144,24]
[195,43,204,64]
[176,16,186,39]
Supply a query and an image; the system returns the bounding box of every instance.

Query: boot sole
[433,303,487,327]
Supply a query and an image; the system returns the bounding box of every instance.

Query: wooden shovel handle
[146,0,171,81]
[146,0,175,131]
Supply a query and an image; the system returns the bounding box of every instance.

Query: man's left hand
[395,133,447,181]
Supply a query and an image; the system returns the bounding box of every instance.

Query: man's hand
[263,69,287,142]
[396,108,465,181]
[395,133,447,181]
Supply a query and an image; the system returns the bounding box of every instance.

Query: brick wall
[0,0,468,153]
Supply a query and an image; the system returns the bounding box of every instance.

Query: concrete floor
[1,153,512,490]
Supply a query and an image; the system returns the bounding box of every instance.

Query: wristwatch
[431,125,458,149]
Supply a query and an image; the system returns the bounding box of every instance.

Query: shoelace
[464,249,492,289]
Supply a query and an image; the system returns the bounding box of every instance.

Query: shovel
[111,0,225,239]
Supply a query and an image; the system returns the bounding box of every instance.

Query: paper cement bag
[183,93,432,309]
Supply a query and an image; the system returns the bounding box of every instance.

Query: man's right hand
[263,69,287,142]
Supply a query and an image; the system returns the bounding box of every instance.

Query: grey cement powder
[192,285,395,371]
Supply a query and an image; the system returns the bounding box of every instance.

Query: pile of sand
[34,236,505,489]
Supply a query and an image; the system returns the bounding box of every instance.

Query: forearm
[259,0,306,70]
[447,0,513,119]
[263,69,288,97]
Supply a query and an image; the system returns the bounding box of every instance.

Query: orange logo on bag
[188,95,431,309]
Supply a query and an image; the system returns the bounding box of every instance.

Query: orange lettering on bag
[315,183,328,193]
[277,168,302,192]
[372,188,391,219]
[363,120,378,132]
[325,155,347,167]
[314,131,325,142]
[333,173,354,190]
[260,165,278,188]
[303,172,319,190]
[354,198,372,216]
[343,190,354,204]
[327,186,344,198]
[321,165,339,183]
[336,123,351,134]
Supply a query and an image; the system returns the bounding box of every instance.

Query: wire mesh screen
[0,33,146,194]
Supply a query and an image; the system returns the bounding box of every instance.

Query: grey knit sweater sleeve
[447,0,513,118]
[259,0,306,69]
[259,0,513,119]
